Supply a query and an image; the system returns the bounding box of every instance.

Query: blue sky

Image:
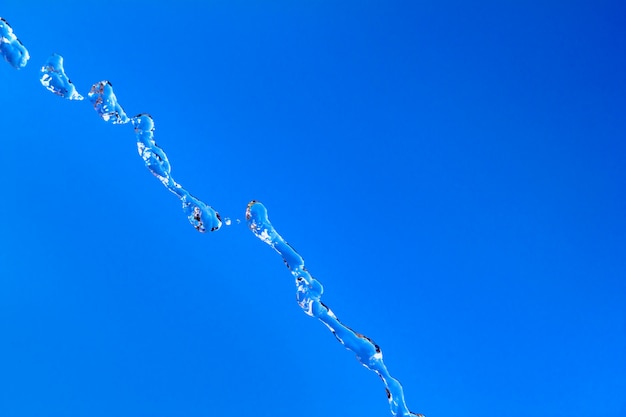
[1,1,625,417]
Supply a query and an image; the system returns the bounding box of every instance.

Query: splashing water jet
[246,201,422,417]
[1,16,422,416]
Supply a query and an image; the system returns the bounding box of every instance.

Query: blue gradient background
[1,1,625,417]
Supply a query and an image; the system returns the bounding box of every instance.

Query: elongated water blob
[40,53,83,100]
[246,201,423,417]
[87,80,130,124]
[0,18,29,69]
[133,114,222,232]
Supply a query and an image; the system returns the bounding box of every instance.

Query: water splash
[133,113,222,232]
[1,16,421,416]
[0,18,29,69]
[246,201,422,417]
[40,53,83,100]
[87,80,130,124]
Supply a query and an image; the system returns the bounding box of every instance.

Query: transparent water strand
[133,113,222,232]
[2,16,422,415]
[84,81,222,231]
[0,18,29,69]
[246,201,423,417]
[40,53,83,100]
